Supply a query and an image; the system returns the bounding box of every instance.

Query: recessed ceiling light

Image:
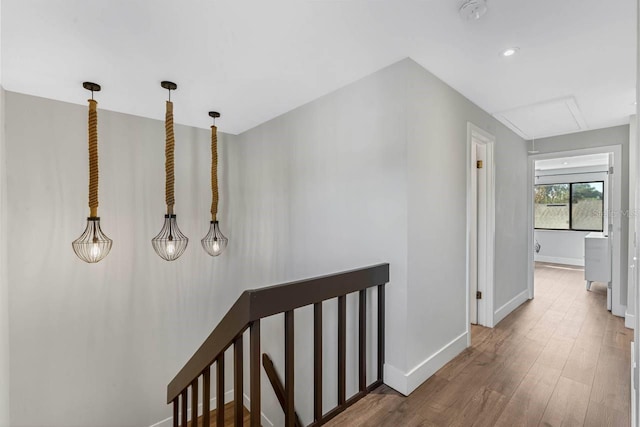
[562,161,569,165]
[502,47,520,57]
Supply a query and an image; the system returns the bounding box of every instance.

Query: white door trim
[466,122,496,335]
[527,145,624,317]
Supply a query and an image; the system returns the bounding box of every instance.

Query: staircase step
[186,401,252,427]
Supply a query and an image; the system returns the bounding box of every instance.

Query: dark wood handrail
[167,263,389,403]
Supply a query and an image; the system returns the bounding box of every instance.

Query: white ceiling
[1,0,636,136]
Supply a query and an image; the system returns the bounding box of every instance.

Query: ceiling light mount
[161,81,177,91]
[459,0,487,21]
[82,82,101,92]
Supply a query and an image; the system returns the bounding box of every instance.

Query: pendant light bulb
[202,221,228,257]
[73,217,112,263]
[152,81,188,261]
[90,242,101,259]
[166,241,176,256]
[152,214,188,261]
[201,111,228,257]
[72,82,112,263]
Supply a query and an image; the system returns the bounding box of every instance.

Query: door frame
[527,145,624,316]
[466,122,496,335]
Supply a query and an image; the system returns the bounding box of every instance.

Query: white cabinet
[584,231,611,309]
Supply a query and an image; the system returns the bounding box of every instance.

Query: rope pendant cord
[211,125,218,222]
[88,99,99,218]
[165,100,175,214]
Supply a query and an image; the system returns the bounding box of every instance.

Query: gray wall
[0,86,10,427]
[628,116,636,322]
[229,58,529,403]
[5,92,238,427]
[4,58,530,427]
[404,60,529,370]
[227,61,408,425]
[532,125,630,307]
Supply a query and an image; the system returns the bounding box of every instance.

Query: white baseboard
[384,331,468,396]
[243,392,274,427]
[632,342,636,427]
[149,389,274,427]
[494,289,530,326]
[534,255,584,267]
[627,312,636,330]
[384,363,409,396]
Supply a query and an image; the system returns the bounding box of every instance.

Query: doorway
[527,146,624,317]
[467,123,496,334]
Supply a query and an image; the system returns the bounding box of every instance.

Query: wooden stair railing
[262,354,304,427]
[167,263,390,427]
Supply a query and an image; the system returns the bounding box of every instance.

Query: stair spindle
[338,295,346,404]
[173,398,179,427]
[250,321,261,427]
[377,284,385,382]
[203,366,210,427]
[313,302,323,421]
[181,389,188,427]
[359,289,367,391]
[284,311,295,427]
[217,354,225,426]
[234,336,243,426]
[191,378,198,426]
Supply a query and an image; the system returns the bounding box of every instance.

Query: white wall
[4,58,530,427]
[627,115,637,328]
[633,4,639,425]
[534,231,589,266]
[0,86,9,427]
[227,61,408,425]
[228,58,528,407]
[0,0,10,423]
[5,92,239,427]
[404,60,528,378]
[533,126,630,308]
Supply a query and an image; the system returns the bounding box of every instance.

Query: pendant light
[72,82,113,263]
[201,111,228,256]
[151,81,188,261]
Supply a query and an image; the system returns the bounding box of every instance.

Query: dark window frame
[534,180,604,232]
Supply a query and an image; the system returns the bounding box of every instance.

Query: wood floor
[326,262,633,426]
[186,401,251,427]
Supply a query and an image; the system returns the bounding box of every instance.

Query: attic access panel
[494,96,587,139]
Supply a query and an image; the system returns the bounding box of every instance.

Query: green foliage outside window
[534,182,603,231]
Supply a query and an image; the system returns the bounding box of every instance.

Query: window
[534,181,604,231]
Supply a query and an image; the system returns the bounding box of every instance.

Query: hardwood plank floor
[186,401,251,427]
[326,262,633,426]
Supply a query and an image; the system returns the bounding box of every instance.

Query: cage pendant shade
[202,221,228,257]
[152,214,188,261]
[152,81,188,261]
[72,82,112,263]
[73,217,112,263]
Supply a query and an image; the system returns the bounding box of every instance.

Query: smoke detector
[459,0,488,20]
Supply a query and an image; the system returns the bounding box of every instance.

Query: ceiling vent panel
[494,97,587,139]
